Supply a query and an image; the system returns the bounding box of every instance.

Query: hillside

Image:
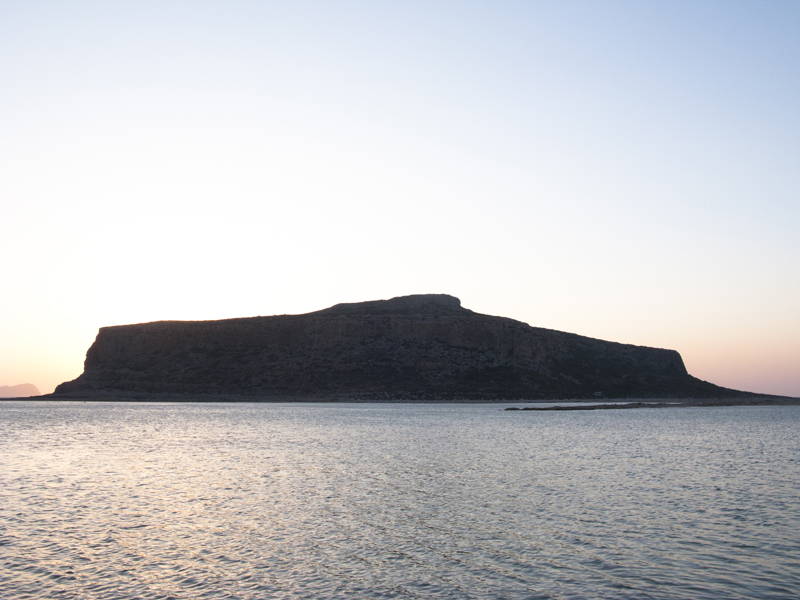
[54,294,747,400]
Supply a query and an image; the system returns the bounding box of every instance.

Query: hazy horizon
[2,1,798,396]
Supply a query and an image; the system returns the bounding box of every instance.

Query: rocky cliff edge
[54,294,748,400]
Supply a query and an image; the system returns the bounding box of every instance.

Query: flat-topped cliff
[54,294,746,400]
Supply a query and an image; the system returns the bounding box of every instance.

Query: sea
[1,401,798,599]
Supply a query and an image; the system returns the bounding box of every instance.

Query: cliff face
[55,294,739,399]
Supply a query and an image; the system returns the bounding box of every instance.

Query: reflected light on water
[1,402,799,599]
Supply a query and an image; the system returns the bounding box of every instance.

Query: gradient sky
[1,1,798,396]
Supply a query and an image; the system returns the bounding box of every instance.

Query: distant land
[48,294,793,404]
[0,383,40,398]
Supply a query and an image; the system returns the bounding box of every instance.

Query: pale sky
[1,1,798,397]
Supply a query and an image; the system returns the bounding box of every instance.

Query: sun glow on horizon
[1,1,798,396]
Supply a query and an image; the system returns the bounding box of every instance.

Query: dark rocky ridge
[55,294,749,400]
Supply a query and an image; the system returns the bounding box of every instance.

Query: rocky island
[52,294,760,402]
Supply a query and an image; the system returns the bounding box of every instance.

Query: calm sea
[1,402,798,599]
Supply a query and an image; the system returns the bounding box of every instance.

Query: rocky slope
[55,294,747,400]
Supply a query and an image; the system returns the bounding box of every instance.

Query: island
[48,293,783,403]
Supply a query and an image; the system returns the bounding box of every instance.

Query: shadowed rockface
[54,294,750,400]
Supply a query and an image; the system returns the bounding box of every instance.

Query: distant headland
[0,383,40,398]
[47,294,790,404]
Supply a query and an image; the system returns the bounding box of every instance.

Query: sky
[1,1,798,397]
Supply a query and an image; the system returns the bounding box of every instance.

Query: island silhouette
[51,294,770,402]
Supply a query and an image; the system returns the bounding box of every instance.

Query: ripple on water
[1,402,799,599]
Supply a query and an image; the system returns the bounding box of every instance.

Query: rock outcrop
[55,294,746,400]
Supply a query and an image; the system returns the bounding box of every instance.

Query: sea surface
[1,402,798,599]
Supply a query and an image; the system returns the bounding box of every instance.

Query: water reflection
[1,402,798,599]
